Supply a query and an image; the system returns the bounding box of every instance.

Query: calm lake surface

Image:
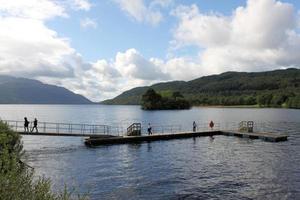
[0,105,300,199]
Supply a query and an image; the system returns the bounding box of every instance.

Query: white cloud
[171,5,230,48]
[150,0,173,8]
[0,0,76,78]
[0,0,166,101]
[80,17,97,29]
[38,48,172,101]
[64,48,171,101]
[0,0,100,100]
[171,0,300,74]
[113,0,172,25]
[1,0,300,102]
[91,60,120,79]
[115,48,170,80]
[0,0,67,20]
[69,0,91,11]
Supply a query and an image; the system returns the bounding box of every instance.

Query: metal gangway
[1,120,122,137]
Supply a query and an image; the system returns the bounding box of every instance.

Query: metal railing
[238,121,254,132]
[2,119,280,137]
[1,120,121,136]
[141,124,182,135]
[127,123,141,136]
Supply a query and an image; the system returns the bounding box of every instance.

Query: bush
[141,89,190,110]
[287,95,300,109]
[0,121,88,200]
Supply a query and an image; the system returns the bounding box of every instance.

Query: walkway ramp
[2,120,119,137]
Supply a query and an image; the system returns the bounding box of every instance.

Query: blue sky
[0,0,300,101]
[46,0,300,61]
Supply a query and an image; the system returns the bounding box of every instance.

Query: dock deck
[221,131,288,142]
[85,130,288,146]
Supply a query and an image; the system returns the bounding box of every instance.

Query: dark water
[0,105,299,199]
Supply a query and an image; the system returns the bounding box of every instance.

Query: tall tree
[172,91,184,100]
[141,88,162,109]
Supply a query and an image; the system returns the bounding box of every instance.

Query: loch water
[0,105,299,199]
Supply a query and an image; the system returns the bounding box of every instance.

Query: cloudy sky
[0,0,300,101]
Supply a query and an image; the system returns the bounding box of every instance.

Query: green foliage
[103,68,300,109]
[141,88,162,109]
[141,89,190,110]
[172,91,184,100]
[257,93,273,106]
[287,95,300,108]
[0,121,88,200]
[158,90,173,98]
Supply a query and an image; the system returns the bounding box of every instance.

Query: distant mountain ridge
[102,68,300,108]
[0,75,92,104]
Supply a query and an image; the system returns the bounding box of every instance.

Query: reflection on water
[0,105,300,199]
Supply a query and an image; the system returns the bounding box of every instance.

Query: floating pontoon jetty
[84,122,288,146]
[2,120,288,146]
[85,130,288,146]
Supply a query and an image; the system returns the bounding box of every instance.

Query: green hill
[102,68,300,108]
[0,75,92,104]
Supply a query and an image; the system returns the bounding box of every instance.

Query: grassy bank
[0,121,88,200]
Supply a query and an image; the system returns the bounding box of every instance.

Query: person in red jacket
[209,120,214,130]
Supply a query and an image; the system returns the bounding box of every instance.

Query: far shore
[192,105,296,109]
[193,105,260,108]
[0,103,297,109]
[100,103,297,109]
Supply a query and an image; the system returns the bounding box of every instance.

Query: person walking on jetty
[193,121,197,132]
[24,117,29,132]
[209,120,214,130]
[31,118,38,133]
[147,123,152,135]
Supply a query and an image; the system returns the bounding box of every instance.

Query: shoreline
[101,104,297,109]
[0,103,297,109]
[193,105,260,108]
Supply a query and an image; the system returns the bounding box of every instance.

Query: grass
[0,121,88,200]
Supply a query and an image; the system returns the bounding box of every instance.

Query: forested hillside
[102,68,300,108]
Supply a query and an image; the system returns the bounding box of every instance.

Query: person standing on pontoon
[147,123,152,135]
[24,117,29,132]
[209,120,214,130]
[31,118,38,133]
[193,121,197,132]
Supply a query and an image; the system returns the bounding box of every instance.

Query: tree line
[141,89,190,110]
[186,90,300,108]
[103,68,300,109]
